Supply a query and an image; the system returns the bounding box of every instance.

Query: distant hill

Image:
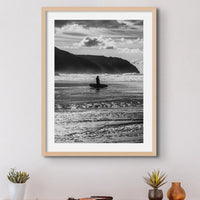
[55,47,140,74]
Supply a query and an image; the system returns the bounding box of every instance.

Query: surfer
[89,76,107,89]
[96,76,100,85]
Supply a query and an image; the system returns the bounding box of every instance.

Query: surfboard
[89,84,108,89]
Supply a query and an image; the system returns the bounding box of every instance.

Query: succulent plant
[144,169,167,190]
[7,168,30,183]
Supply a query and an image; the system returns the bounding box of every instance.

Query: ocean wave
[55,98,143,112]
[55,73,143,82]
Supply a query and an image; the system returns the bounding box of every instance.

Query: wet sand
[54,73,143,143]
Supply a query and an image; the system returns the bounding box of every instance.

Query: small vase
[148,189,163,200]
[167,182,186,200]
[9,182,26,200]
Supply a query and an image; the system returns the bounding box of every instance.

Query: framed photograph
[42,7,157,156]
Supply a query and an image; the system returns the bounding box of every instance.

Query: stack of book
[68,196,113,200]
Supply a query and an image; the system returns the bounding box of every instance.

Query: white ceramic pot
[9,182,26,200]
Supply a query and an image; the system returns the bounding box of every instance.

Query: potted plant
[144,170,167,200]
[7,168,30,200]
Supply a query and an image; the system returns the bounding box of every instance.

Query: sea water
[54,73,143,143]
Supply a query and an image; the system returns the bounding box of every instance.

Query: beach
[54,73,143,143]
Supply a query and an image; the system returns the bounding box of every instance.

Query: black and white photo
[54,20,144,143]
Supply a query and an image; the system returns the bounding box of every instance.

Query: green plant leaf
[143,170,167,189]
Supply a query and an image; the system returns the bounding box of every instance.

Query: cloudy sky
[55,20,143,72]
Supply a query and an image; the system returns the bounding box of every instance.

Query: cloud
[117,20,143,28]
[55,20,144,43]
[131,59,143,73]
[56,24,90,36]
[55,20,142,29]
[134,38,143,44]
[132,59,143,66]
[76,36,116,49]
[118,47,142,54]
[120,37,143,44]
[79,37,102,47]
[134,21,143,25]
[119,37,143,50]
[120,38,133,44]
[63,45,80,49]
[55,23,110,38]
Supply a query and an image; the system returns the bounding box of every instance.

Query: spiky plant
[7,168,30,183]
[144,170,167,190]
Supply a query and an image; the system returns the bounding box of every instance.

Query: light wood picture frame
[42,7,157,156]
